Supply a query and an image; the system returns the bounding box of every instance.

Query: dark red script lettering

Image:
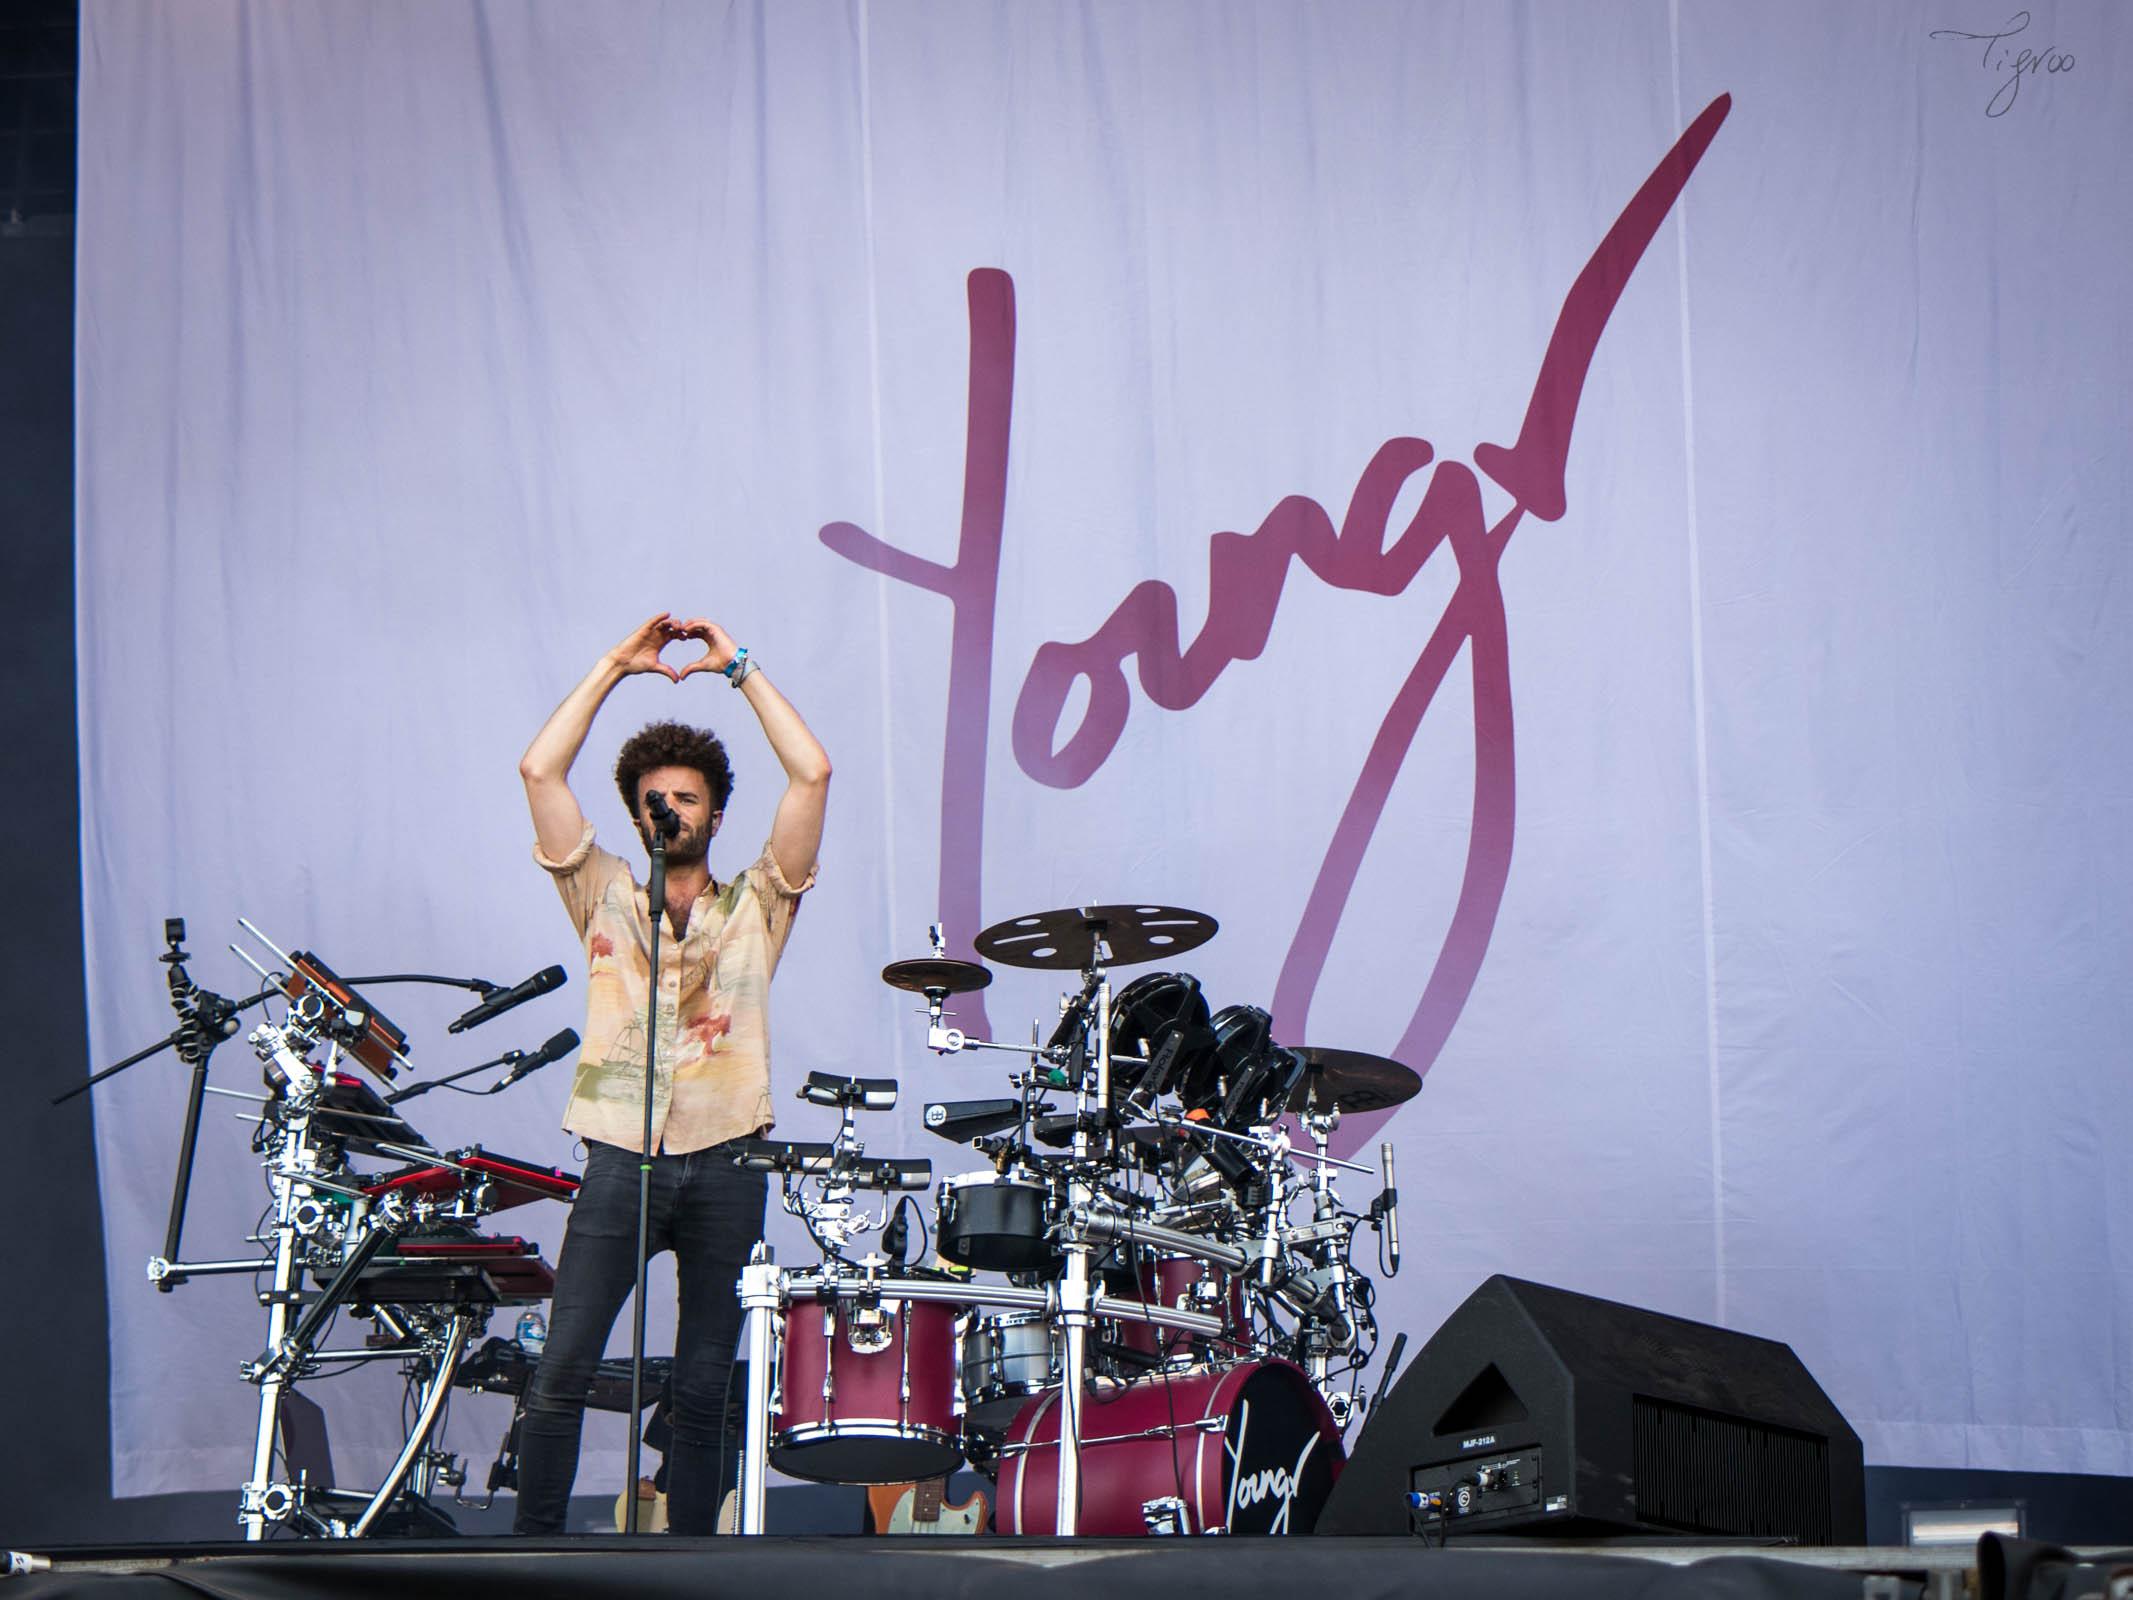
[825,97,1731,1140]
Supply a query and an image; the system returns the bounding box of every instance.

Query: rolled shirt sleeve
[533,820,628,939]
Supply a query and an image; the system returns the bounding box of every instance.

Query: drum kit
[729,902,1419,1538]
[99,899,1419,1540]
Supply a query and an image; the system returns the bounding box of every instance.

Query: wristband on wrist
[723,645,752,687]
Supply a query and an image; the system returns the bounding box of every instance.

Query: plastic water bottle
[515,1309,547,1358]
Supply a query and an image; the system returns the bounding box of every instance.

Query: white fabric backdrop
[76,0,2132,1496]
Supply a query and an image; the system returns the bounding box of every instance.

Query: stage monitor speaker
[1318,1275,1864,1543]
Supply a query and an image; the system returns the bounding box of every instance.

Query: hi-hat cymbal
[974,905,1218,970]
[1283,1047,1422,1114]
[881,957,993,995]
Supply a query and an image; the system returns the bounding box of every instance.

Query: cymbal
[881,957,993,995]
[974,904,1218,970]
[1283,1047,1422,1114]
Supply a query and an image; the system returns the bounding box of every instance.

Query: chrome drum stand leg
[240,1113,310,1540]
[736,1246,783,1535]
[1054,1227,1092,1536]
[352,1313,471,1537]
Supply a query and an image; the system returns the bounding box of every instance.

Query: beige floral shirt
[534,820,812,1155]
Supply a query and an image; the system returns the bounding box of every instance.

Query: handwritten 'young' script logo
[825,97,1731,1148]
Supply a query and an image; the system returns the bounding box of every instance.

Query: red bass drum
[994,1360,1344,1535]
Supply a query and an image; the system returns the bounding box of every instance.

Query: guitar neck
[912,1476,945,1523]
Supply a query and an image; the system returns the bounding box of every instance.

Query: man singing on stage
[512,612,830,1534]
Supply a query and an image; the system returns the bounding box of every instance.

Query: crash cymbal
[974,904,1218,970]
[881,957,993,995]
[1283,1047,1422,1115]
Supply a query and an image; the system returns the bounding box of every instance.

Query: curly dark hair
[614,720,735,819]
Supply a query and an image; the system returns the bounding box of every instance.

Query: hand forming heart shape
[665,617,738,681]
[613,613,739,683]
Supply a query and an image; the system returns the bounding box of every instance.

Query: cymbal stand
[1293,1108,1363,1413]
[1052,948,1113,1537]
[923,1014,1049,1060]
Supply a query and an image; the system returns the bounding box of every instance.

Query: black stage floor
[0,1537,2013,1600]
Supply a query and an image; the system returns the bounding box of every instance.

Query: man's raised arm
[519,613,682,861]
[674,620,831,886]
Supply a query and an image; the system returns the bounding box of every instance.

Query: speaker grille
[1631,1396,1832,1541]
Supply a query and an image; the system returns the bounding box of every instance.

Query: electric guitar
[865,1475,989,1535]
[613,1478,739,1534]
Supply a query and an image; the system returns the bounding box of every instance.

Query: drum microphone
[882,1195,913,1268]
[643,789,682,840]
[1377,1142,1400,1274]
[497,1028,580,1089]
[1255,1202,1283,1292]
[448,964,567,1033]
[1370,1331,1409,1415]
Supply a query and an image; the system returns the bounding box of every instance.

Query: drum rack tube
[1088,1293,1224,1340]
[784,1276,1048,1314]
[146,1257,274,1285]
[1067,1207,1250,1274]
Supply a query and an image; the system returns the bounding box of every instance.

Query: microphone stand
[381,1044,538,1105]
[52,920,268,1288]
[55,929,515,1289]
[624,806,675,1533]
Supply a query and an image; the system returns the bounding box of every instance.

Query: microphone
[1370,1331,1409,1415]
[1378,1141,1401,1274]
[1255,1198,1283,1292]
[882,1195,913,1269]
[496,1028,580,1090]
[447,965,567,1034]
[644,789,681,841]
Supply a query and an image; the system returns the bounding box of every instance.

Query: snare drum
[959,1309,1058,1430]
[772,1291,963,1484]
[937,1170,1055,1272]
[995,1359,1344,1536]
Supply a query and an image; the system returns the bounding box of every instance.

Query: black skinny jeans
[513,1138,767,1534]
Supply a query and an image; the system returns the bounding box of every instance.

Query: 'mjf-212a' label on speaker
[1459,1435,1497,1450]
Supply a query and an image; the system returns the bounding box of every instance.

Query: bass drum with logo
[992,1360,1344,1536]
